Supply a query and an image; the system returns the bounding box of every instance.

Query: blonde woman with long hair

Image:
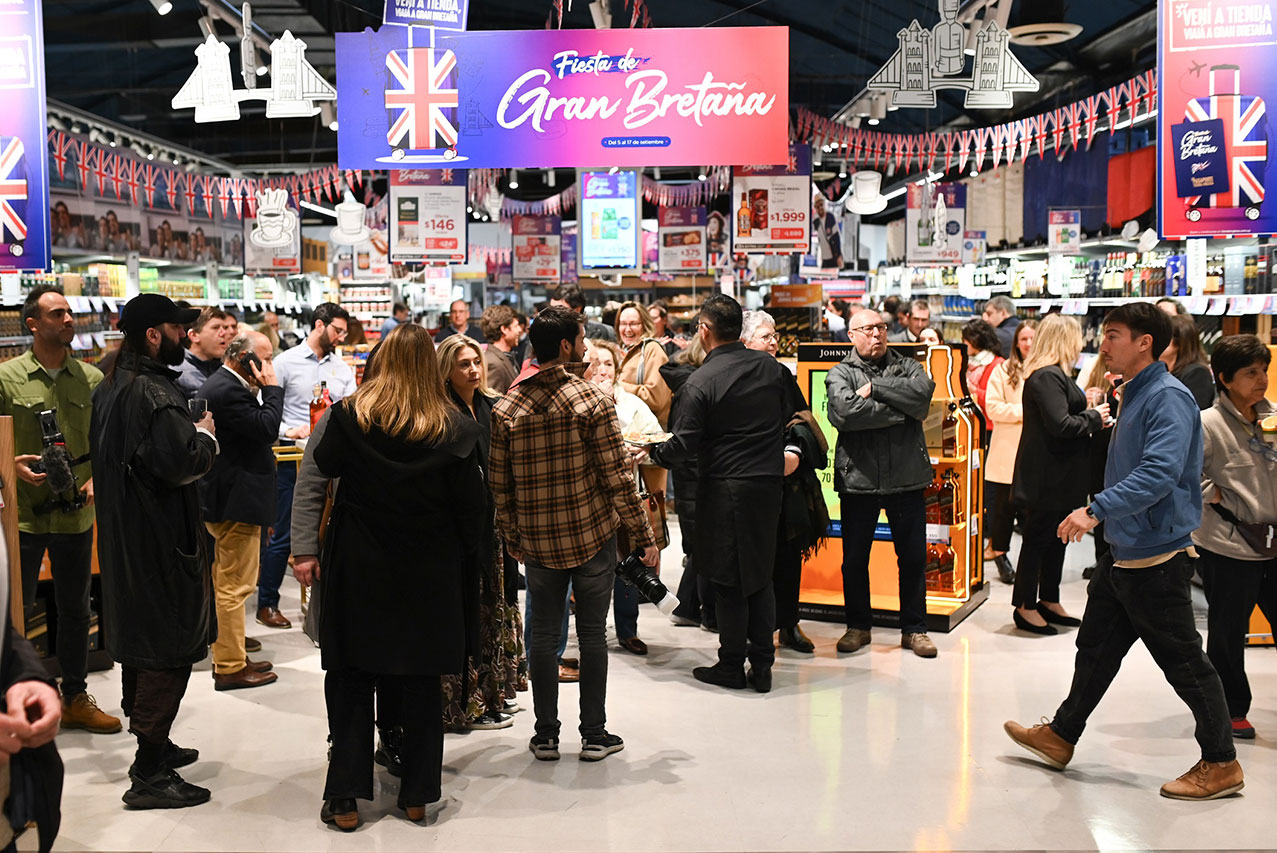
[434,335,527,729]
[983,319,1037,584]
[292,323,487,829]
[1009,314,1110,635]
[614,300,672,426]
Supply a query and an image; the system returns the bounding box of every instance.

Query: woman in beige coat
[982,319,1036,584]
[615,301,672,428]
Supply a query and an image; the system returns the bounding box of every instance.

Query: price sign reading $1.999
[730,143,811,254]
[389,169,469,263]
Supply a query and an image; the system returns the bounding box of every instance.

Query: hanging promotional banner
[335,25,789,169]
[1048,209,1081,253]
[0,0,51,271]
[383,0,469,30]
[578,170,640,274]
[905,182,966,266]
[731,144,812,254]
[657,206,707,273]
[244,190,302,274]
[389,169,467,263]
[1158,1,1276,238]
[511,215,561,282]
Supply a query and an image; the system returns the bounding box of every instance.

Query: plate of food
[623,430,673,446]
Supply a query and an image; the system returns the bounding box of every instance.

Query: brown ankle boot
[1003,719,1074,770]
[1160,759,1244,800]
[61,693,123,734]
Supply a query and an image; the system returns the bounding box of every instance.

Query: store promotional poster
[1048,209,1081,253]
[244,191,302,274]
[1158,0,1275,237]
[731,143,811,254]
[511,215,561,282]
[578,170,639,273]
[389,169,467,263]
[383,0,468,29]
[906,183,966,266]
[657,206,706,273]
[0,0,50,272]
[334,26,788,169]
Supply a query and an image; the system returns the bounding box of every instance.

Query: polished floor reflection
[44,524,1277,852]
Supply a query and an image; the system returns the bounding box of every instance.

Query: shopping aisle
[45,522,1277,853]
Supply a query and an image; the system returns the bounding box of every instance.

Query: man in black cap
[92,294,220,810]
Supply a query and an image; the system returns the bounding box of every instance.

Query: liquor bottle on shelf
[309,381,330,430]
[924,472,942,524]
[1245,255,1258,294]
[736,192,751,238]
[939,470,962,524]
[942,403,959,457]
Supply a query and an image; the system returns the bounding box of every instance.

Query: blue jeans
[613,576,639,640]
[257,460,296,610]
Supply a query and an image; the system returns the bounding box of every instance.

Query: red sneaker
[1231,716,1256,739]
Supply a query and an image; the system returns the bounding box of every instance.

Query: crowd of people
[0,281,1271,848]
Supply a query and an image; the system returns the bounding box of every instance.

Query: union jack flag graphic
[1185,67,1268,209]
[385,48,459,151]
[0,137,28,243]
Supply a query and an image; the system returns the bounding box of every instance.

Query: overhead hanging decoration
[867,0,1039,110]
[172,3,336,124]
[794,68,1157,178]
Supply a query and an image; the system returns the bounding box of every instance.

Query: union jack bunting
[164,168,179,209]
[184,173,197,214]
[109,154,125,200]
[0,136,29,243]
[143,164,159,208]
[201,175,214,217]
[216,177,231,217]
[50,131,72,181]
[1083,95,1101,147]
[92,149,109,196]
[125,159,141,206]
[1050,109,1066,153]
[385,48,459,151]
[75,140,92,190]
[1185,67,1268,209]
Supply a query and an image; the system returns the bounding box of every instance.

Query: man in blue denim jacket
[1004,302,1242,802]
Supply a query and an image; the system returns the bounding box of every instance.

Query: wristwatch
[1084,506,1096,520]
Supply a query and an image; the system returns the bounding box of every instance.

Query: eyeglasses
[850,323,888,336]
[755,332,779,343]
[1248,435,1277,463]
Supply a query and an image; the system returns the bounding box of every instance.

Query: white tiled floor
[43,521,1277,852]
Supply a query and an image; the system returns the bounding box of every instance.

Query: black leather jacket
[91,353,218,668]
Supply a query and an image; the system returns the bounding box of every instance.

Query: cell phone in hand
[239,352,263,374]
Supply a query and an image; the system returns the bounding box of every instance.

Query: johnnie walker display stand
[794,342,988,632]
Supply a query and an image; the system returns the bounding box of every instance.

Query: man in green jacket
[826,308,938,659]
[0,284,120,734]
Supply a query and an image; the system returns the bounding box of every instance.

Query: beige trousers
[206,521,263,675]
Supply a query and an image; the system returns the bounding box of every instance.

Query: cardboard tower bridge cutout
[868,0,1039,110]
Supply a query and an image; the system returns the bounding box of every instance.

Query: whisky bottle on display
[939,470,961,524]
[737,192,752,238]
[309,382,328,430]
[942,403,959,457]
[924,472,942,524]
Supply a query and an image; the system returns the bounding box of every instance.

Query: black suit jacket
[198,367,285,526]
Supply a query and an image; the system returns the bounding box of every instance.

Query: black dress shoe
[1013,610,1058,636]
[122,768,211,810]
[777,626,815,653]
[1037,602,1082,627]
[995,555,1015,584]
[320,798,360,831]
[692,663,746,689]
[747,666,772,693]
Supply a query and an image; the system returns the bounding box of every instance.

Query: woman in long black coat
[293,324,485,830]
[1010,315,1107,635]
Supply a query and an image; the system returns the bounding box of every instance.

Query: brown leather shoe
[1004,719,1075,770]
[618,637,648,656]
[836,628,871,653]
[558,665,579,683]
[61,693,123,734]
[1160,759,1245,800]
[244,637,262,653]
[902,633,938,658]
[256,607,292,629]
[213,668,279,691]
[244,658,273,673]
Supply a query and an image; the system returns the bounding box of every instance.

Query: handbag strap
[634,339,657,386]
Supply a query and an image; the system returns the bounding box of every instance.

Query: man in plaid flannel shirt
[490,306,658,763]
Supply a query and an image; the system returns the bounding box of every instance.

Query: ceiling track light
[320,102,338,131]
[697,169,707,181]
[508,169,519,189]
[546,169,556,188]
[149,0,173,15]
